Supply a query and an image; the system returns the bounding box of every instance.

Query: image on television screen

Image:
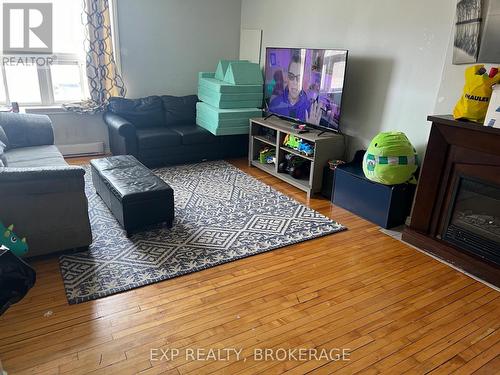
[264,47,348,132]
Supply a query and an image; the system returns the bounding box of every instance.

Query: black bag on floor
[0,249,36,316]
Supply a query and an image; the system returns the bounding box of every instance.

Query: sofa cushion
[0,126,9,149]
[0,113,53,149]
[170,125,216,145]
[108,96,165,129]
[136,128,182,149]
[3,145,67,168]
[161,95,198,127]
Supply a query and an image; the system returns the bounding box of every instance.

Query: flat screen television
[264,47,348,133]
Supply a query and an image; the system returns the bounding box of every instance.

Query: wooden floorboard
[0,157,498,374]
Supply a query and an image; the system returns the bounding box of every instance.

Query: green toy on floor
[0,222,28,257]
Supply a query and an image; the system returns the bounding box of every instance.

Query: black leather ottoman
[90,155,174,236]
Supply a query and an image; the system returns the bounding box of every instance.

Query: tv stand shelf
[249,117,345,198]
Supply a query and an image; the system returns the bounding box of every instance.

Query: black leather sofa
[104,95,248,167]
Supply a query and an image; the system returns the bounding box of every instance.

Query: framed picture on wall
[453,0,482,64]
[478,0,500,62]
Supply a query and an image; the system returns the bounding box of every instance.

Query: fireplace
[442,177,500,264]
[403,115,500,287]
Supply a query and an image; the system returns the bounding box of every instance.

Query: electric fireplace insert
[442,176,500,265]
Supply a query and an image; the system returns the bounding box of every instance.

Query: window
[0,0,88,106]
[51,64,85,102]
[5,65,42,103]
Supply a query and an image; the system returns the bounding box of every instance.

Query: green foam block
[198,85,263,109]
[196,102,262,135]
[197,117,250,136]
[198,73,262,94]
[197,102,262,121]
[199,72,215,79]
[215,60,248,81]
[224,62,263,85]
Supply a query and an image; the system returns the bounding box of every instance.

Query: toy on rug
[0,222,28,257]
[283,134,315,157]
[362,132,418,185]
[278,153,311,179]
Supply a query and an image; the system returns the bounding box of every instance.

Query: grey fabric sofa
[104,95,249,167]
[0,113,92,257]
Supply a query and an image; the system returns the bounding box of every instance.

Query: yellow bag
[453,65,500,123]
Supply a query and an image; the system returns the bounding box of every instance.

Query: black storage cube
[332,151,416,229]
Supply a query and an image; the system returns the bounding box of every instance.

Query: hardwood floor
[0,157,498,374]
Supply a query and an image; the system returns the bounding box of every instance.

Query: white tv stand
[248,117,345,198]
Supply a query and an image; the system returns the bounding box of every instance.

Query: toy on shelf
[283,134,300,149]
[278,153,311,179]
[298,141,314,156]
[292,123,309,133]
[283,134,315,157]
[259,147,276,164]
[266,155,276,164]
[362,132,418,185]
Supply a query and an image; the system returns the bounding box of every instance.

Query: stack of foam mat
[196,60,263,136]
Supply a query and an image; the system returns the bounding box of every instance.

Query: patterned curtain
[64,0,126,113]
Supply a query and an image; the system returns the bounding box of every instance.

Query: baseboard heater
[57,142,105,157]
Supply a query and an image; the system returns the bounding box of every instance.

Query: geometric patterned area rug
[59,161,346,304]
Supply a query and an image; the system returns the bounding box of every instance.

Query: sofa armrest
[0,166,92,256]
[0,166,86,195]
[0,113,54,149]
[104,113,135,136]
[103,112,138,156]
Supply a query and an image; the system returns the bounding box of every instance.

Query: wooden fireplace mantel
[402,115,500,287]
[427,115,500,135]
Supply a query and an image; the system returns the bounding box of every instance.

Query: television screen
[264,47,348,132]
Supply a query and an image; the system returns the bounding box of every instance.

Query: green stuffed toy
[0,222,28,256]
[363,132,418,185]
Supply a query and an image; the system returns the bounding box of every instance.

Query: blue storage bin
[332,151,416,229]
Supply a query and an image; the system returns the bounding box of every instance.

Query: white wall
[48,113,109,153]
[25,109,110,154]
[117,0,242,98]
[241,0,457,157]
